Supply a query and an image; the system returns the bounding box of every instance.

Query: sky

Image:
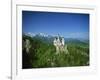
[22,11,89,39]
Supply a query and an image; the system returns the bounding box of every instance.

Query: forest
[22,34,89,69]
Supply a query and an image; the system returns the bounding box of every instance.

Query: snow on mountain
[25,32,36,37]
[37,33,49,37]
[24,32,50,37]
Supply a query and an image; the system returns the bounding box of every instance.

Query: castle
[53,35,69,54]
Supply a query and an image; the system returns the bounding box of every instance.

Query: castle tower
[61,37,65,46]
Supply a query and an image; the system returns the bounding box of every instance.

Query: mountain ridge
[23,32,89,45]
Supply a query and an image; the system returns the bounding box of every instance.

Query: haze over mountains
[23,32,89,45]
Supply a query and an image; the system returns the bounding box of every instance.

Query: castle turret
[61,37,65,46]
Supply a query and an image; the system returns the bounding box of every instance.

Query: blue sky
[22,11,89,39]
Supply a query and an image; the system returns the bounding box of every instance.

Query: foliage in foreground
[22,35,89,69]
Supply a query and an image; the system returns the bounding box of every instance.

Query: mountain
[23,32,89,46]
[24,32,36,37]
